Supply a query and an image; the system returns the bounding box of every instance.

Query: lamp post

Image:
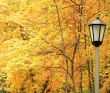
[89,17,106,93]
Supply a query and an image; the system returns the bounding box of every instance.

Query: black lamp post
[89,17,106,47]
[89,17,106,93]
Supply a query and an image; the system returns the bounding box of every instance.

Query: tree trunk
[79,0,83,92]
[53,0,69,93]
[71,36,80,93]
[87,59,92,93]
[79,64,83,93]
[41,79,50,93]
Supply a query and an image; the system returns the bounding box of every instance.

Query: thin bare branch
[70,0,79,6]
[88,9,110,21]
[41,66,72,78]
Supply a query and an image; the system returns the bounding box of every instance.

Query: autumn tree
[0,0,110,93]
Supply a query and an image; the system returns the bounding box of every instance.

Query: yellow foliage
[0,0,110,93]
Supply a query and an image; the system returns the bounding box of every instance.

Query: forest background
[0,0,110,93]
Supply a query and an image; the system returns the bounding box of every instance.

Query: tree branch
[70,0,79,6]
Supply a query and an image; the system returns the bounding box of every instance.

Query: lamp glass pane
[90,25,93,41]
[100,25,106,41]
[93,25,100,41]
